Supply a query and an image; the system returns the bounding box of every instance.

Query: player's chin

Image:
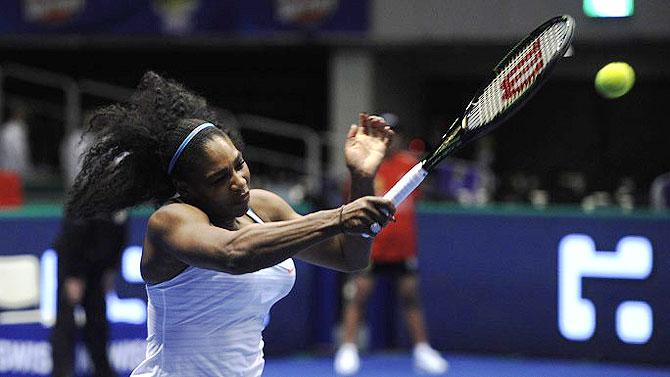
[229,203,249,217]
[231,200,250,217]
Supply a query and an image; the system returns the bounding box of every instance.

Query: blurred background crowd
[0,0,666,213]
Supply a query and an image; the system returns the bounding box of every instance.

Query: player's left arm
[256,113,394,272]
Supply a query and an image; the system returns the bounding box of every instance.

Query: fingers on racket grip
[362,164,428,239]
[359,223,381,239]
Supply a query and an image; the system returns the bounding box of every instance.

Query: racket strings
[468,20,571,131]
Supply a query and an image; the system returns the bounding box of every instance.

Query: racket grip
[365,162,428,236]
[383,162,428,206]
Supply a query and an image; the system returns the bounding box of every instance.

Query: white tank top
[131,209,296,377]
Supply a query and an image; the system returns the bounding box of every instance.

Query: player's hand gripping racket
[369,15,575,235]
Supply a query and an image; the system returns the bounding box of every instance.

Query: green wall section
[1,202,668,220]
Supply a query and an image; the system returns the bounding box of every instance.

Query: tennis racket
[369,14,575,235]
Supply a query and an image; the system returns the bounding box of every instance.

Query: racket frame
[367,15,575,236]
[458,15,575,149]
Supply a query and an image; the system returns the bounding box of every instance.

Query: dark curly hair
[66,71,243,219]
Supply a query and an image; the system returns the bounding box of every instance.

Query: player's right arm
[143,199,392,278]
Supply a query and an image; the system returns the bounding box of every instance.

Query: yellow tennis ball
[595,62,635,99]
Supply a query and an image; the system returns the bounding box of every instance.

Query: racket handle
[383,162,428,206]
[365,162,428,236]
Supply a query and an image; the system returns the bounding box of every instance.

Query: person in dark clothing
[50,213,128,377]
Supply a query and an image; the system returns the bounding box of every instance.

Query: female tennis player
[65,71,396,376]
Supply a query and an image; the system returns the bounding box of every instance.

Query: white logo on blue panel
[558,234,653,344]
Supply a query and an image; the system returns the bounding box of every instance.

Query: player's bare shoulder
[249,189,299,221]
[148,202,209,237]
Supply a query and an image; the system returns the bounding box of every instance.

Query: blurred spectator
[614,177,636,211]
[581,191,612,211]
[497,171,541,204]
[0,103,32,177]
[432,158,494,205]
[334,114,448,375]
[60,115,94,188]
[474,136,495,168]
[51,213,128,377]
[554,171,587,204]
[51,119,128,377]
[651,172,670,210]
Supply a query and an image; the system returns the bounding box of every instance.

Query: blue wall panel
[1,207,668,376]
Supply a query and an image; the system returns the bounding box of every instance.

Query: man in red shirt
[334,114,448,375]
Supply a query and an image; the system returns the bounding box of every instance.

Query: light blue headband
[167,122,216,175]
